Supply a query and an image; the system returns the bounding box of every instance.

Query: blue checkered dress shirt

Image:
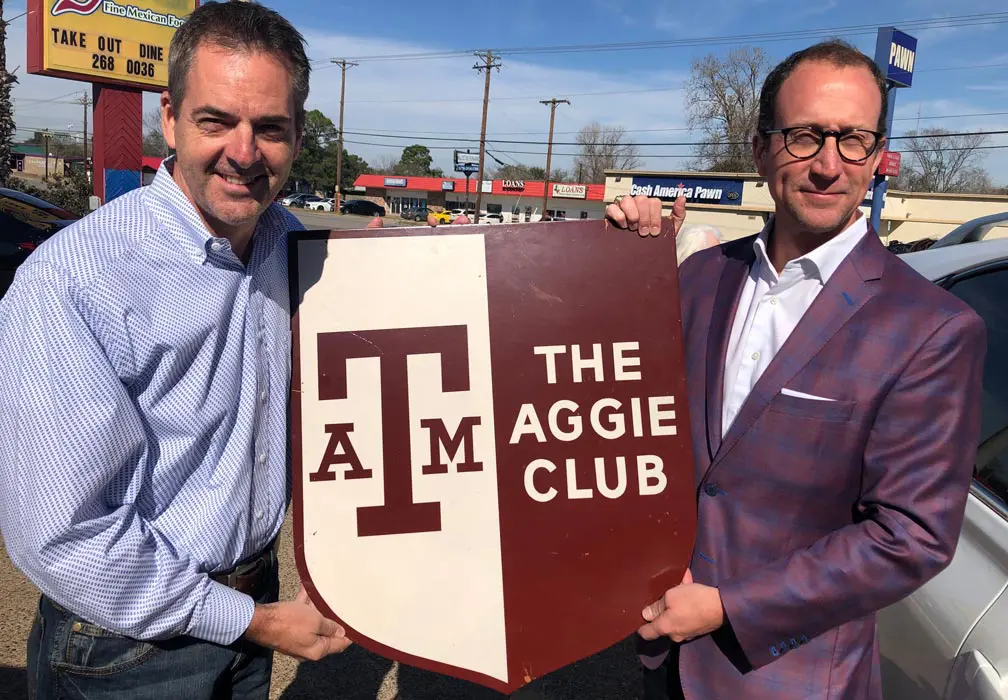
[0,162,302,645]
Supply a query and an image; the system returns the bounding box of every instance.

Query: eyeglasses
[761,126,883,163]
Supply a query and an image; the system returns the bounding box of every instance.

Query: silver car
[880,235,1008,699]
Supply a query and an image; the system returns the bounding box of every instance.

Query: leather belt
[211,540,278,597]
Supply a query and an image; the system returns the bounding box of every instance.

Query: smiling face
[753,60,885,242]
[161,42,302,241]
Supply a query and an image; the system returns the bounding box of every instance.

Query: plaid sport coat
[670,228,986,699]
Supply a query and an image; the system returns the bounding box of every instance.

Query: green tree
[9,168,92,217]
[0,3,15,187]
[396,144,435,177]
[289,109,337,191]
[493,164,546,180]
[339,150,369,191]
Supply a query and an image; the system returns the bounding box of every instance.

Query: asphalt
[289,208,423,231]
[0,517,641,700]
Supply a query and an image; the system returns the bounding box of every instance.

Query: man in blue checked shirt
[0,3,353,698]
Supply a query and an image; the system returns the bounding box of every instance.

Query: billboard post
[27,0,197,204]
[870,27,916,233]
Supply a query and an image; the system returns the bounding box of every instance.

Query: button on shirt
[0,160,302,645]
[721,215,868,436]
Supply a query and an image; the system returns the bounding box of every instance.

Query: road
[290,208,421,231]
[0,202,642,699]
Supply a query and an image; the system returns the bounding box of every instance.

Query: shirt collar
[752,213,868,284]
[144,156,286,266]
[145,156,214,264]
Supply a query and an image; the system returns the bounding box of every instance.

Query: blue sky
[7,0,1008,183]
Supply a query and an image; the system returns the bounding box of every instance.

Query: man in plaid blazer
[607,40,987,699]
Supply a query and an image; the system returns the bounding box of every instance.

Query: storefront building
[604,169,1008,244]
[352,175,607,221]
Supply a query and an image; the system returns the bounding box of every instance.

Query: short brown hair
[756,39,889,136]
[167,1,310,127]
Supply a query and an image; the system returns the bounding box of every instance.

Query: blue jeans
[27,568,279,700]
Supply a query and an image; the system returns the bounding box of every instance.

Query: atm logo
[51,0,102,16]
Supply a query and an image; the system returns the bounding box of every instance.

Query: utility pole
[472,50,501,222]
[79,92,91,177]
[43,128,50,180]
[330,59,357,211]
[539,98,569,220]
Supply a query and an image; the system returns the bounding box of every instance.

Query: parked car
[0,187,79,296]
[449,208,475,222]
[401,206,430,222]
[340,199,386,217]
[307,198,334,212]
[292,195,326,209]
[429,209,452,224]
[281,193,313,207]
[479,212,504,224]
[879,235,1008,700]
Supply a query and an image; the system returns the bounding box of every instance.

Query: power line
[329,12,1008,62]
[337,128,1008,148]
[307,109,1008,141]
[341,137,1008,159]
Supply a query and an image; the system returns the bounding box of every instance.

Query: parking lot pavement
[289,208,422,231]
[0,518,641,700]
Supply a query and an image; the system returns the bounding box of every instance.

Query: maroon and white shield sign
[289,220,696,693]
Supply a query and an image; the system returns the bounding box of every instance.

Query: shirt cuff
[187,579,256,645]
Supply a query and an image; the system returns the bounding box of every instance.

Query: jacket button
[704,483,719,497]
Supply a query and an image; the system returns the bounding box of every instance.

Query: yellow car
[430,209,452,224]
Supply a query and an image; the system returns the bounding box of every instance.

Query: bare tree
[571,123,641,183]
[372,153,400,174]
[890,128,992,193]
[686,46,769,173]
[143,107,169,157]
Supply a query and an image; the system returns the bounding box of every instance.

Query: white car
[306,198,334,212]
[879,231,1008,699]
[449,208,474,222]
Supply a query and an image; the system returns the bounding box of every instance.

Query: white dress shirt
[721,214,868,437]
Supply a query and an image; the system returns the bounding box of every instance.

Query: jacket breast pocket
[766,392,855,423]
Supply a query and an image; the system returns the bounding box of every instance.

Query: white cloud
[892,97,1008,182]
[8,5,1008,183]
[300,30,692,173]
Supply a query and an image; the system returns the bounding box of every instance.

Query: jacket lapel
[704,237,756,460]
[708,228,887,473]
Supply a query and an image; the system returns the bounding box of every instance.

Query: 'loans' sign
[290,220,695,694]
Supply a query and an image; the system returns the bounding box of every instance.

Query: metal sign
[454,150,480,166]
[454,150,480,175]
[871,26,916,231]
[384,177,407,188]
[552,183,587,199]
[501,179,525,191]
[289,220,696,693]
[876,27,917,88]
[27,0,197,90]
[878,150,901,177]
[442,180,455,191]
[629,176,744,206]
